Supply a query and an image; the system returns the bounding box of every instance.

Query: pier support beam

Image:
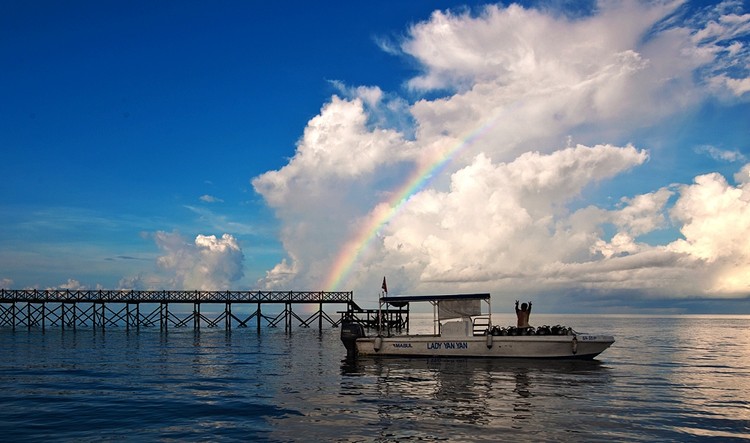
[160,303,168,331]
[225,302,231,330]
[193,303,200,330]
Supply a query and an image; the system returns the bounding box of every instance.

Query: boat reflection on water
[342,355,609,378]
[340,356,612,437]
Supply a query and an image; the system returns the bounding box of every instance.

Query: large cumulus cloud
[252,1,750,304]
[156,232,244,291]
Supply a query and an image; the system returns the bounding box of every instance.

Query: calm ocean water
[1,314,749,442]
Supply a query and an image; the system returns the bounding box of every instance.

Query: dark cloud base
[534,290,750,315]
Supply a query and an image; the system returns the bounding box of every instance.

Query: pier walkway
[0,289,355,332]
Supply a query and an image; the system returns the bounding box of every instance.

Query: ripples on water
[1,315,749,442]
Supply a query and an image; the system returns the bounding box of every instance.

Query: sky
[1,0,749,314]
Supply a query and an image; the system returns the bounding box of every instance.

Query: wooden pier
[0,289,357,333]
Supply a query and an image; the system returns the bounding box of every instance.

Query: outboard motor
[341,321,366,358]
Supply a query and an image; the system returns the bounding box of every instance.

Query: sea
[1,313,749,442]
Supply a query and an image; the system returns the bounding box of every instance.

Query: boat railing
[472,316,491,336]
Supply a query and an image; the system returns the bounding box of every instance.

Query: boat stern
[341,321,366,358]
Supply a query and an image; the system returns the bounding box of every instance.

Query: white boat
[341,293,614,360]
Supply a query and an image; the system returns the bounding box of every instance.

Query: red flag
[381,277,388,294]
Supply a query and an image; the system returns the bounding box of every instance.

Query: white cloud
[402,3,666,92]
[260,258,298,290]
[50,278,87,291]
[253,96,412,207]
[592,188,673,259]
[695,144,747,162]
[668,170,750,274]
[669,172,749,259]
[153,231,244,290]
[689,1,750,97]
[724,76,750,95]
[611,188,674,237]
[579,164,750,296]
[399,1,724,170]
[0,278,14,288]
[251,96,414,290]
[328,81,415,136]
[252,1,750,302]
[373,145,648,286]
[735,163,750,184]
[200,194,223,203]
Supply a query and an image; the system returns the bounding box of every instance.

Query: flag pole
[379,277,387,335]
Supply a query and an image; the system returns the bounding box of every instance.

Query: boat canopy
[380,293,490,305]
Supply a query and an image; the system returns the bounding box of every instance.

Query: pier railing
[0,289,352,304]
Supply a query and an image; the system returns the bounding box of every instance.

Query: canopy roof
[380,293,490,305]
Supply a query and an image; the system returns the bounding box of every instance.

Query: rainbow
[323,121,496,291]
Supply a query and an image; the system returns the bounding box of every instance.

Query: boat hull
[354,334,614,359]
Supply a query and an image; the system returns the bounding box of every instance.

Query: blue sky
[2,1,749,313]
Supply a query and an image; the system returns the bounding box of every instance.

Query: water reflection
[341,356,610,439]
[342,356,608,380]
[6,316,750,441]
[512,367,531,425]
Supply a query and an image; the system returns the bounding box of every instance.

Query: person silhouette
[515,300,532,329]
